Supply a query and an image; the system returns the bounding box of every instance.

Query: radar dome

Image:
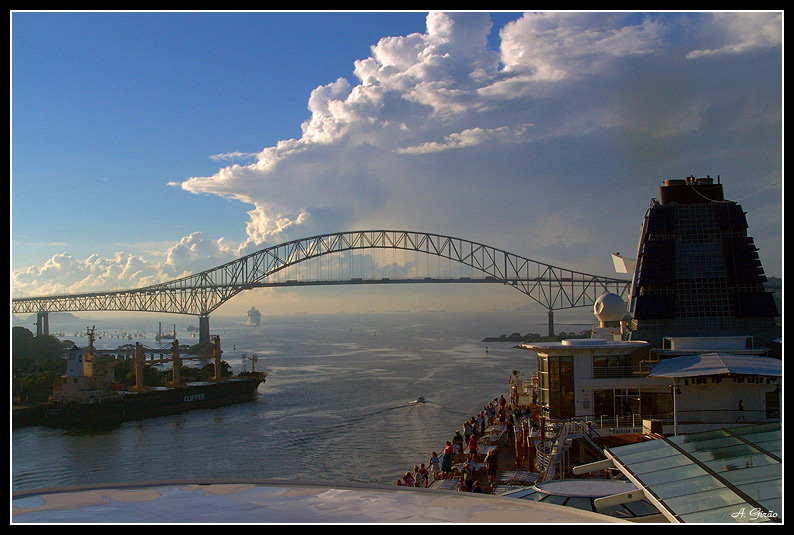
[594,293,626,322]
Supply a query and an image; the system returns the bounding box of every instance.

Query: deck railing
[589,409,779,431]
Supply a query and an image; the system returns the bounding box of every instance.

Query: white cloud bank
[13,11,782,300]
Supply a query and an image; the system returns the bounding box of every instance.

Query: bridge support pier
[547,310,554,337]
[199,315,210,349]
[36,311,49,337]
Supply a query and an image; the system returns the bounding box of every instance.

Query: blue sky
[11,11,782,317]
[12,12,433,260]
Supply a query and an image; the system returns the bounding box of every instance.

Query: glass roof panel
[564,497,593,511]
[736,429,781,444]
[739,480,783,503]
[594,503,635,519]
[675,433,779,462]
[651,474,723,500]
[692,442,766,460]
[621,452,695,476]
[674,428,728,443]
[539,494,567,505]
[607,437,669,456]
[632,462,708,486]
[679,503,772,523]
[730,423,780,437]
[678,436,744,454]
[501,488,537,499]
[719,464,781,486]
[623,499,662,518]
[703,452,778,474]
[756,498,782,521]
[663,487,745,515]
[753,439,781,456]
[605,424,781,523]
[610,443,679,464]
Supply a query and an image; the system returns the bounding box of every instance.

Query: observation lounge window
[539,355,574,419]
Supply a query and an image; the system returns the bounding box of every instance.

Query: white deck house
[519,337,671,427]
[649,351,781,435]
[517,293,781,434]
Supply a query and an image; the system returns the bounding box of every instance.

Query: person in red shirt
[467,435,479,461]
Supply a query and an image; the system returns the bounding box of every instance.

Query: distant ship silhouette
[247,307,261,326]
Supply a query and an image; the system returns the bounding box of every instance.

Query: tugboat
[44,328,266,430]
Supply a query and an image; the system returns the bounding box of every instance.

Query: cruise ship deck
[12,479,629,523]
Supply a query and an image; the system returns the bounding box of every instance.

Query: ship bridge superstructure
[628,177,779,348]
[12,230,631,343]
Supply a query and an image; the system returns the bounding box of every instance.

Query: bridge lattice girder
[11,230,630,316]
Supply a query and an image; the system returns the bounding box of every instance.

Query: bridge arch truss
[12,230,630,329]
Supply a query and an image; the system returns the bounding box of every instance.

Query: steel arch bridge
[12,230,631,341]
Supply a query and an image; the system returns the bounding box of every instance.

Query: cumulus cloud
[497,12,664,81]
[179,12,648,248]
[396,124,532,154]
[685,12,782,58]
[11,233,242,296]
[14,11,782,297]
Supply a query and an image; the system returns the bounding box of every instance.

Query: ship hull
[120,378,263,421]
[42,399,125,430]
[41,377,264,430]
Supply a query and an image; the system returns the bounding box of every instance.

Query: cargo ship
[43,328,266,429]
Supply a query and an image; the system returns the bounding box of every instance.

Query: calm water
[12,310,584,492]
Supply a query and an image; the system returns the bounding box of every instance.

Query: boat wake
[275,395,471,452]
